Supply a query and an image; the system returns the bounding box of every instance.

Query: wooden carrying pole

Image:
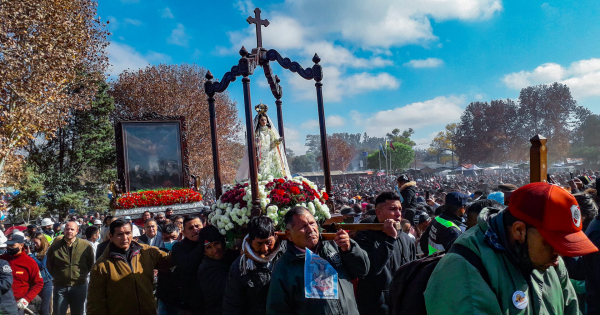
[530,135,547,183]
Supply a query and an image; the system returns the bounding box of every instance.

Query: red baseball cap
[508,182,598,257]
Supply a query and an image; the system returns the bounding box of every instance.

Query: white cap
[132,226,141,237]
[94,220,102,225]
[60,224,65,231]
[41,218,53,226]
[12,230,25,237]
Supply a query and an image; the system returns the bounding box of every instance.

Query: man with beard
[266,206,369,315]
[425,183,595,314]
[172,216,205,315]
[223,216,285,315]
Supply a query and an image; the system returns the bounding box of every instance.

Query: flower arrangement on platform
[210,174,330,235]
[114,188,203,210]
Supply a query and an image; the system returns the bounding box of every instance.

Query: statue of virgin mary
[235,103,291,183]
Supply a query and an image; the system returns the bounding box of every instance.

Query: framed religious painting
[115,113,189,192]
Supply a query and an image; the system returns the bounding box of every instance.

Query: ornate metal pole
[312,54,332,196]
[530,135,547,183]
[240,48,262,216]
[204,71,223,198]
[275,98,284,149]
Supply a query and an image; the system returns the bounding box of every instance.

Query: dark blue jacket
[0,259,18,315]
[583,215,600,314]
[30,254,52,283]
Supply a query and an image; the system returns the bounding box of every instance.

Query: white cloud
[327,115,345,127]
[124,18,142,26]
[404,58,444,68]
[353,95,465,137]
[106,42,171,76]
[161,8,174,19]
[288,67,400,102]
[167,23,190,47]
[235,0,255,16]
[300,120,319,130]
[303,41,392,68]
[284,126,308,154]
[282,0,502,49]
[502,58,600,99]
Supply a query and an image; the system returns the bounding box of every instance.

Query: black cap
[199,225,225,247]
[413,211,430,226]
[6,234,25,245]
[27,224,37,229]
[445,192,470,207]
[340,206,354,215]
[397,174,409,183]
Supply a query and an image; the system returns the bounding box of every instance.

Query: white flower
[226,223,234,230]
[220,229,227,235]
[211,204,217,210]
[216,209,223,216]
[217,221,224,228]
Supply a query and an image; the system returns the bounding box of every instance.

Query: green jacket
[47,237,94,287]
[266,238,370,315]
[424,209,579,315]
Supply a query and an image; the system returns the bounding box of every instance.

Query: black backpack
[388,243,490,315]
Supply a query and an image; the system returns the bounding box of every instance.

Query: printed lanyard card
[304,248,339,299]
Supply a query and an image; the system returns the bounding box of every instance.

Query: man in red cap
[424,182,596,314]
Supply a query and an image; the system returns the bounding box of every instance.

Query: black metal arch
[205,9,331,217]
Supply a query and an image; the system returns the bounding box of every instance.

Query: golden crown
[254,102,269,115]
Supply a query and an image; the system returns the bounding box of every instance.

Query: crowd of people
[0,169,598,314]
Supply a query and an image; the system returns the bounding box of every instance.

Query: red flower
[290,187,300,195]
[322,192,329,200]
[277,178,285,183]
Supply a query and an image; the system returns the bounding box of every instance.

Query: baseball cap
[94,219,102,225]
[445,192,470,207]
[508,182,598,257]
[6,234,25,245]
[124,216,131,220]
[413,211,430,226]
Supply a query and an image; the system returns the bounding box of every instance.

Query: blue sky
[99,0,600,154]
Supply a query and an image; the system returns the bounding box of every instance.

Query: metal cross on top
[246,8,270,48]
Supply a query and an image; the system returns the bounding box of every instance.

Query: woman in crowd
[29,232,52,315]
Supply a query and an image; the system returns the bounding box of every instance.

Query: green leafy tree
[23,81,117,217]
[386,128,416,146]
[366,142,414,170]
[8,167,47,223]
[570,114,600,165]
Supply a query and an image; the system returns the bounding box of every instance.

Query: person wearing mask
[47,221,94,315]
[87,219,172,315]
[266,206,369,315]
[156,223,180,315]
[354,191,416,315]
[420,192,469,255]
[172,216,205,315]
[139,219,164,248]
[425,182,592,314]
[161,224,179,251]
[40,218,54,244]
[197,225,238,315]
[27,233,52,315]
[85,226,100,257]
[0,234,43,315]
[0,257,18,315]
[223,216,284,315]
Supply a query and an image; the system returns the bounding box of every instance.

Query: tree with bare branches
[0,0,109,182]
[110,64,243,189]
